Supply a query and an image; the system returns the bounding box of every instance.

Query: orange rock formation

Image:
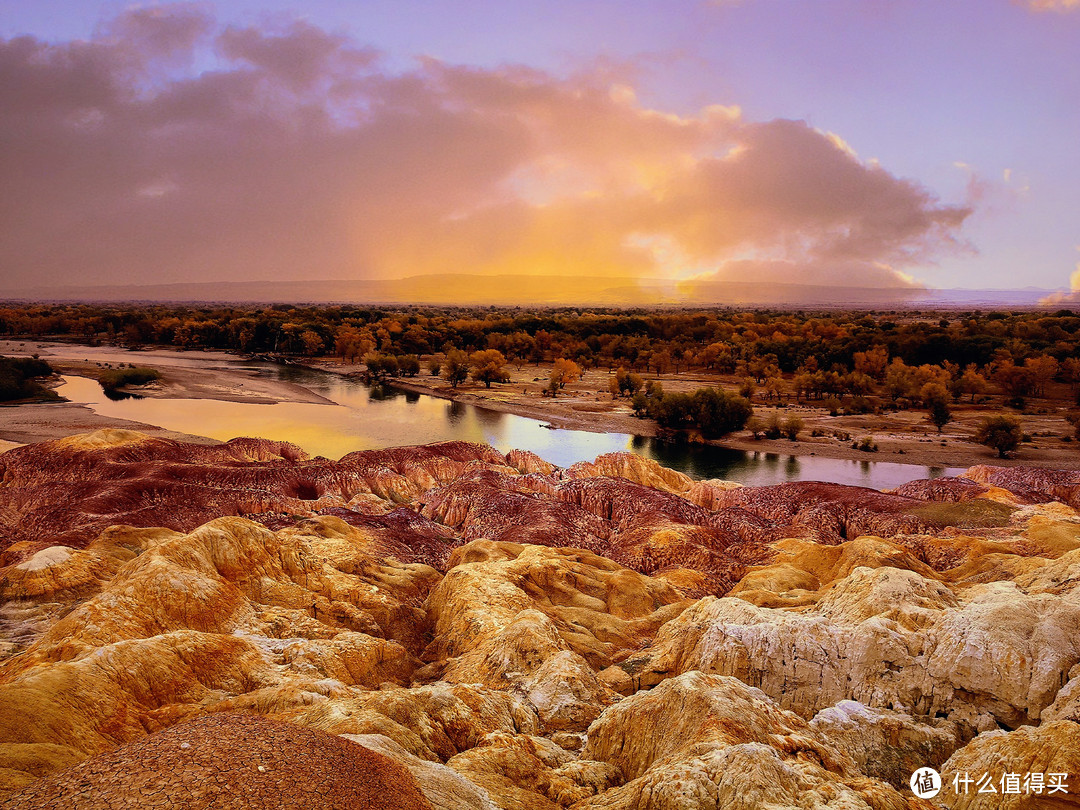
[1,430,1078,808]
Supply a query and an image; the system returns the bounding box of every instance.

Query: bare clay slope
[1,431,1079,809]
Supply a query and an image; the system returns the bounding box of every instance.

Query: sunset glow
[1,1,1077,302]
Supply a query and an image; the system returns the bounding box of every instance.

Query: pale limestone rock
[294,681,539,762]
[682,478,744,511]
[424,541,687,687]
[565,453,696,494]
[939,720,1080,809]
[0,516,443,790]
[505,449,557,476]
[575,671,920,810]
[614,566,1080,728]
[1041,663,1080,722]
[523,649,619,732]
[447,731,620,810]
[730,535,940,608]
[809,701,962,788]
[281,631,417,687]
[1015,546,1080,594]
[51,428,151,451]
[816,566,958,629]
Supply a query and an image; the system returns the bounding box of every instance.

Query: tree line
[4,303,1080,372]
[4,304,1080,419]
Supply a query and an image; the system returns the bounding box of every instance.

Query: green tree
[399,355,421,376]
[442,350,470,388]
[363,352,398,379]
[781,416,803,441]
[691,388,753,438]
[975,415,1023,458]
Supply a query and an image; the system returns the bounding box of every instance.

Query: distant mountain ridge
[3,275,1064,308]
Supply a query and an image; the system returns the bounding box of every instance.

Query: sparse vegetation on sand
[0,355,57,402]
[97,366,162,393]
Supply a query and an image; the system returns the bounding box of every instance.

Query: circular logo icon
[910,767,942,799]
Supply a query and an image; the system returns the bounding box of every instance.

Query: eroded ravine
[1,430,1078,809]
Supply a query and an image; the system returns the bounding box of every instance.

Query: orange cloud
[0,7,971,296]
[1017,0,1079,11]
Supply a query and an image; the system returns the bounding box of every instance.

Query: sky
[1,0,1078,298]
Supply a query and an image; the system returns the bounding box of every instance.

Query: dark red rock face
[420,470,613,553]
[699,481,934,544]
[0,712,434,810]
[891,476,989,502]
[0,438,502,567]
[2,433,1066,595]
[966,465,1080,507]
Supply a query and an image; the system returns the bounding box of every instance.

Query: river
[56,364,964,489]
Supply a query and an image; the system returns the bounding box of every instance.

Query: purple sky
[2,0,1077,295]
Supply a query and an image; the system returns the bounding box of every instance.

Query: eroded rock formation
[1,430,1078,808]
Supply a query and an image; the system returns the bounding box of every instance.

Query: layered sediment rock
[939,720,1080,809]
[1,431,1078,808]
[576,671,926,809]
[609,563,1080,730]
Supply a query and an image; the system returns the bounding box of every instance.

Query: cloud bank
[1018,0,1079,12]
[0,4,972,294]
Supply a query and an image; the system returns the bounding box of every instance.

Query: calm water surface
[58,365,963,489]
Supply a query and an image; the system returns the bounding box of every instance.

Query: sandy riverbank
[4,338,1079,471]
[0,340,334,406]
[0,401,222,448]
[0,340,334,447]
[305,356,1080,470]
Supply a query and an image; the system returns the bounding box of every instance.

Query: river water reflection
[57,364,963,489]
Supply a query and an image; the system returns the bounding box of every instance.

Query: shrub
[691,387,753,439]
[781,416,803,441]
[852,436,878,452]
[975,415,1023,458]
[0,355,57,401]
[645,387,753,438]
[613,367,644,397]
[399,355,421,377]
[929,398,952,432]
[362,353,399,379]
[848,396,875,415]
[98,366,161,392]
[1066,412,1080,441]
[764,413,782,440]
